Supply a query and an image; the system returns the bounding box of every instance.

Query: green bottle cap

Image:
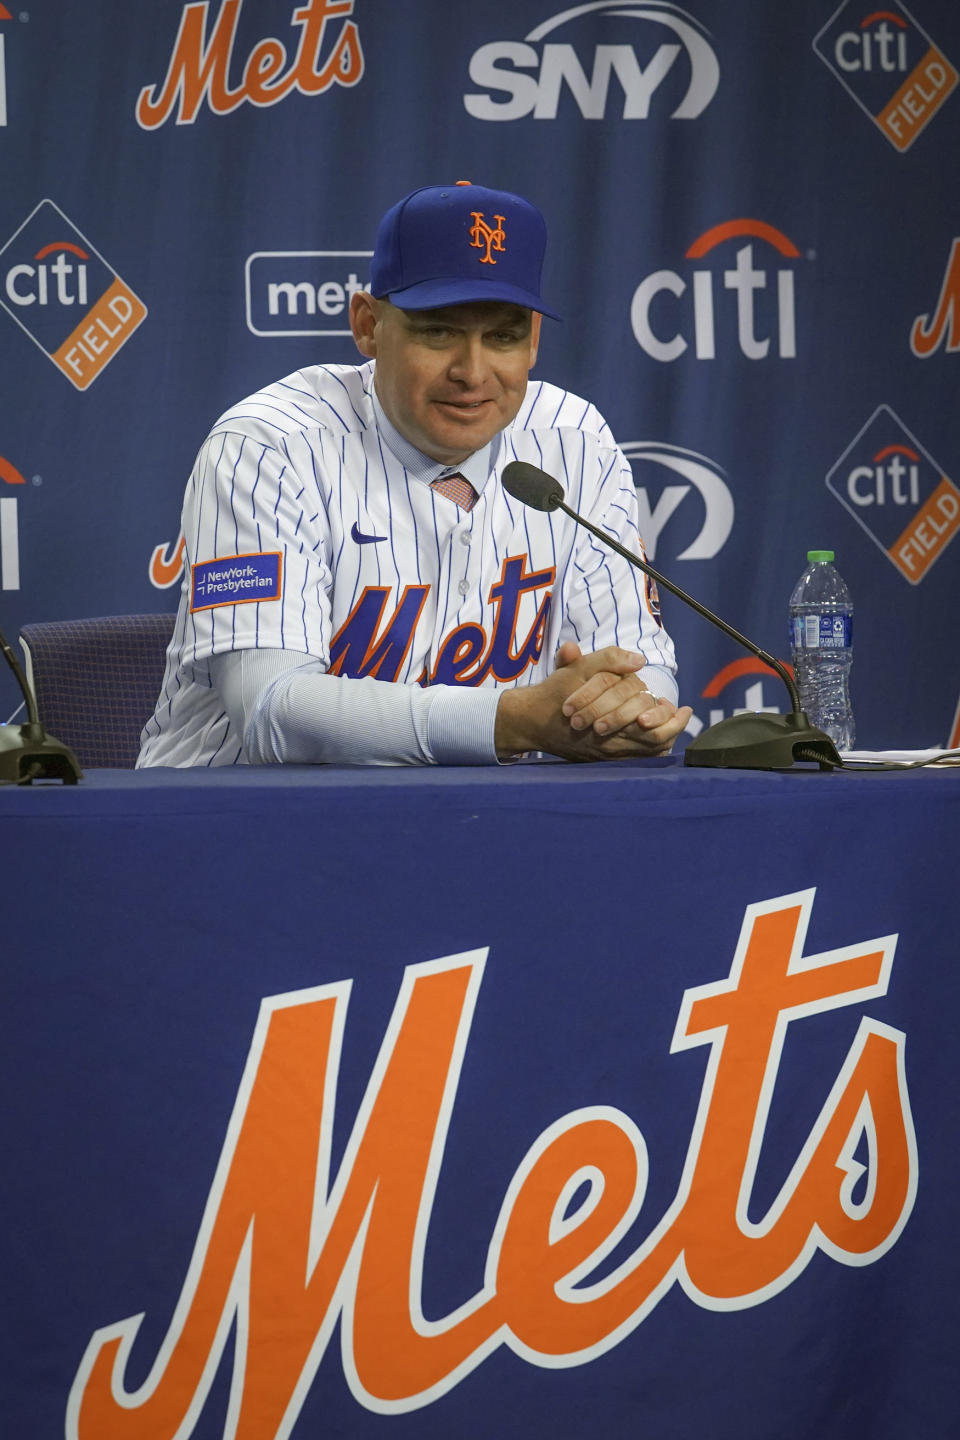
[807,549,834,563]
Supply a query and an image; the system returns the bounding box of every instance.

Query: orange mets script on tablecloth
[67,889,916,1438]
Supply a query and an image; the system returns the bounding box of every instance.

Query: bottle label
[791,613,852,650]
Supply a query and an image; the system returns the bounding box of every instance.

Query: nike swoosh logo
[351,521,387,545]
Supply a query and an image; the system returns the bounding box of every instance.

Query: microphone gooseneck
[500,460,841,771]
[0,623,82,784]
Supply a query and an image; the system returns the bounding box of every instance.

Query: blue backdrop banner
[1,0,958,749]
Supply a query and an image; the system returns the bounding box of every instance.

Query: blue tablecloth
[3,760,958,1440]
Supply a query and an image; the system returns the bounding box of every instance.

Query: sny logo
[623,442,734,562]
[630,220,803,362]
[464,0,719,122]
[66,890,915,1436]
[138,0,364,129]
[469,212,506,265]
[0,200,147,390]
[825,404,960,583]
[814,1,957,151]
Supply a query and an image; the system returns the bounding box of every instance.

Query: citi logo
[825,405,960,584]
[464,0,719,122]
[137,0,364,130]
[685,657,786,741]
[630,220,803,363]
[814,2,957,152]
[0,200,147,391]
[5,242,90,308]
[621,442,733,562]
[245,251,371,337]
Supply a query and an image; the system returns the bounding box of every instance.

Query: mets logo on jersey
[330,555,555,686]
[65,889,916,1436]
[469,212,507,265]
[0,200,147,390]
[813,1,957,151]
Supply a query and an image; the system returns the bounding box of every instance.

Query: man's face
[350,295,541,466]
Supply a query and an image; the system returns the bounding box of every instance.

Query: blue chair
[19,614,175,768]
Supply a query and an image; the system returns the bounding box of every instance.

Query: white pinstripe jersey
[138,361,677,767]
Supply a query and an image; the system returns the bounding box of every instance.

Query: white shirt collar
[371,386,500,493]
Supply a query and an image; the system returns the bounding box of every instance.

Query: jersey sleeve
[176,429,333,674]
[557,442,680,706]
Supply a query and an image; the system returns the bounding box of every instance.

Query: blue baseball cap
[370,181,560,320]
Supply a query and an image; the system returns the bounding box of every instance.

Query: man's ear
[350,291,379,357]
[529,311,542,369]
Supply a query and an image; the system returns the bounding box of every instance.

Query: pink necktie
[430,473,478,511]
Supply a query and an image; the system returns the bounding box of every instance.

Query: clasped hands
[495,641,693,761]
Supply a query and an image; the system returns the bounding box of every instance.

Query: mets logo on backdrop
[464,0,719,121]
[65,891,916,1436]
[630,220,806,362]
[813,2,957,151]
[910,237,960,357]
[0,200,147,391]
[825,405,960,583]
[137,0,364,129]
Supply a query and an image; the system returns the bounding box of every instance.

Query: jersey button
[458,579,470,596]
[461,531,471,546]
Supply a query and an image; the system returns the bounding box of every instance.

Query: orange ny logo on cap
[469,211,506,265]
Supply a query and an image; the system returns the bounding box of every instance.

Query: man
[138,182,691,768]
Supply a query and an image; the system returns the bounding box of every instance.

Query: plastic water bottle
[789,550,855,750]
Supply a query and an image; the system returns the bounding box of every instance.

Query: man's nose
[447,336,488,388]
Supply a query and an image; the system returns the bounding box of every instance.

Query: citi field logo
[0,3,12,128]
[137,0,364,130]
[245,251,371,337]
[825,405,960,583]
[684,657,787,741]
[631,220,803,363]
[910,237,960,357]
[622,442,733,562]
[0,201,147,390]
[67,893,914,1435]
[813,2,957,152]
[0,454,26,591]
[464,0,719,122]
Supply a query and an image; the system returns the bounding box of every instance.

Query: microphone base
[0,722,83,784]
[683,711,842,771]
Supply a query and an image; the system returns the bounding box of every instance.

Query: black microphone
[500,460,841,770]
[0,625,82,784]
